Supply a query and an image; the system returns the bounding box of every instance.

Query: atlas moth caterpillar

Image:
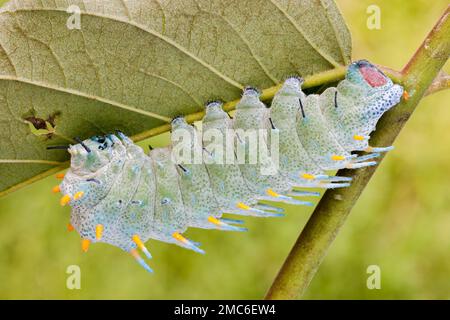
[49,60,404,273]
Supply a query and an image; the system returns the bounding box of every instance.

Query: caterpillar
[50,60,404,273]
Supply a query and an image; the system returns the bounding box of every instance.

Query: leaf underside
[0,0,351,196]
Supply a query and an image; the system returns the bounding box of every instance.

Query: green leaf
[0,0,351,197]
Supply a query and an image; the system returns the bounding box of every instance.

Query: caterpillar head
[347,60,393,91]
[343,60,404,145]
[348,60,403,115]
[68,134,126,173]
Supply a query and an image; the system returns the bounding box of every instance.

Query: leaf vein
[319,0,350,65]
[197,5,279,84]
[0,75,173,122]
[268,0,342,68]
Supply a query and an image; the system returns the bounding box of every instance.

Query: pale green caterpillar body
[55,60,404,272]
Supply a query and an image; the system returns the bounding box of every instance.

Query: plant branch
[265,5,450,300]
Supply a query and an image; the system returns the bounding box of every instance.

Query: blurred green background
[0,0,448,299]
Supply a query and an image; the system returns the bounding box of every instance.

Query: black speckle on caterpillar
[52,61,404,273]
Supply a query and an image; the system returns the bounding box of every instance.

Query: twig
[425,71,450,96]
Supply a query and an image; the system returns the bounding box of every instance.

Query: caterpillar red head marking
[53,60,403,273]
[348,60,388,88]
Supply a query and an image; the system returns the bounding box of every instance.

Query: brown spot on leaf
[25,116,47,130]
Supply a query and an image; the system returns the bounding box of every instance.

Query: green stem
[265,5,450,300]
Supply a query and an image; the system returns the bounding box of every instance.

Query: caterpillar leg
[288,190,321,197]
[331,154,358,161]
[130,249,153,273]
[253,203,285,213]
[187,213,248,232]
[258,189,313,206]
[293,173,351,189]
[315,175,353,183]
[293,181,351,189]
[346,161,377,169]
[344,153,381,169]
[364,146,394,153]
[352,153,380,163]
[189,216,248,232]
[220,217,246,225]
[172,232,205,254]
[184,237,201,247]
[317,182,352,189]
[228,202,285,217]
[207,216,248,232]
[297,173,351,183]
[132,235,152,259]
